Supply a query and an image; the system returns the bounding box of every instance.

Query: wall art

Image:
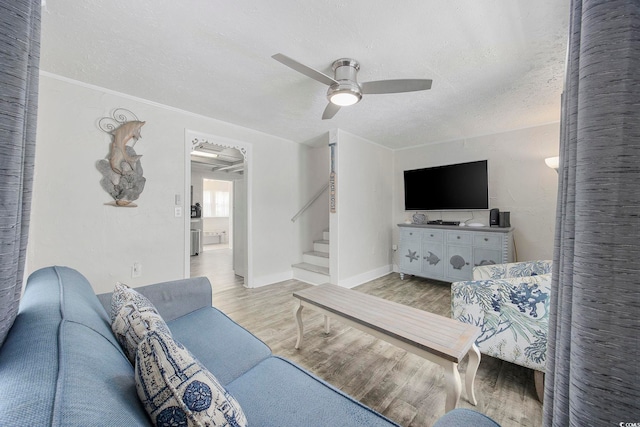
[96,109,147,207]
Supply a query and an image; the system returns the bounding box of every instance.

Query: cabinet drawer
[474,233,502,249]
[422,229,443,242]
[400,228,421,241]
[446,231,472,245]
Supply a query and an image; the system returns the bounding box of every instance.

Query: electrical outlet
[175,206,182,217]
[132,262,142,278]
[392,244,398,251]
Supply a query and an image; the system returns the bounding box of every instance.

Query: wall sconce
[545,156,559,170]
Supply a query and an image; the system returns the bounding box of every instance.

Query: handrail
[291,181,330,222]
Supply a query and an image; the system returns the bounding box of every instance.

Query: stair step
[303,251,329,268]
[292,262,330,285]
[313,240,330,253]
[305,250,328,258]
[292,262,329,275]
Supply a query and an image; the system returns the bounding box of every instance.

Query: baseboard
[337,264,393,289]
[250,270,293,288]
[250,265,393,289]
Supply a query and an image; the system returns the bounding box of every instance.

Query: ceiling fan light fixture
[327,80,362,106]
[330,91,360,106]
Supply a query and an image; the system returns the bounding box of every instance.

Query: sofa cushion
[0,266,150,426]
[226,356,399,427]
[433,408,501,427]
[167,306,272,385]
[135,330,247,427]
[451,274,550,371]
[112,301,172,363]
[98,277,213,322]
[473,260,553,280]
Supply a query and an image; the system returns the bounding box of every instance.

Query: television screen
[404,160,489,210]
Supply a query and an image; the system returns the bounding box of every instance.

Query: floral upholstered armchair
[451,260,552,401]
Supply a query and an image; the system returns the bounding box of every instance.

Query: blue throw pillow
[135,330,247,427]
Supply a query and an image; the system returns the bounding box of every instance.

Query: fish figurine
[425,251,440,266]
[109,120,145,174]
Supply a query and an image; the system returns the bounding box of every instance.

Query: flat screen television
[404,160,489,211]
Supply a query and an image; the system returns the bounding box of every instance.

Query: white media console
[398,224,514,282]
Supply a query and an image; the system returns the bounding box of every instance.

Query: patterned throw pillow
[110,282,155,323]
[112,301,172,363]
[135,330,248,427]
[110,282,171,363]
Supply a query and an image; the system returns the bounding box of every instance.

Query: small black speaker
[499,212,511,228]
[490,208,500,227]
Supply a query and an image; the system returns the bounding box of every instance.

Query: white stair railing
[291,182,329,222]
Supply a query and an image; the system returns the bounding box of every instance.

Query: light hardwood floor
[190,247,244,290]
[191,254,542,427]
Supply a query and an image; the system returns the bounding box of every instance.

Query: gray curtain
[544,0,640,425]
[0,0,41,347]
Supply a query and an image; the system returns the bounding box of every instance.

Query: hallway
[190,246,244,291]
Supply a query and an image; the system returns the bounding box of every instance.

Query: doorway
[190,178,237,288]
[201,178,232,252]
[184,130,251,288]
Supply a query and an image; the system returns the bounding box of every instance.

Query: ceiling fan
[272,53,432,120]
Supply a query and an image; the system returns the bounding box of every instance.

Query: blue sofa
[0,266,500,426]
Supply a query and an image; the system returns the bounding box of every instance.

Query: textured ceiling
[40,0,569,149]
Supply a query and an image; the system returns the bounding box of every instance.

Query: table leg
[324,315,331,334]
[294,301,304,349]
[465,343,480,405]
[443,362,461,413]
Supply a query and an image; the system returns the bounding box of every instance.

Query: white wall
[28,74,559,294]
[29,74,302,293]
[393,123,560,263]
[331,130,394,288]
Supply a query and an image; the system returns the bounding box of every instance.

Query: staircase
[292,230,330,285]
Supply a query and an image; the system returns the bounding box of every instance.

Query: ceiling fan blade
[272,53,338,87]
[361,79,433,94]
[322,103,341,120]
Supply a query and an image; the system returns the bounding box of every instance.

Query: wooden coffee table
[293,284,481,413]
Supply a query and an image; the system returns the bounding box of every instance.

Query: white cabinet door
[445,244,473,281]
[421,230,444,278]
[399,229,422,274]
[422,240,444,278]
[473,247,501,268]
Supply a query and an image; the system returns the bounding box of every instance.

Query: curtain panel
[0,0,41,347]
[544,0,640,425]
